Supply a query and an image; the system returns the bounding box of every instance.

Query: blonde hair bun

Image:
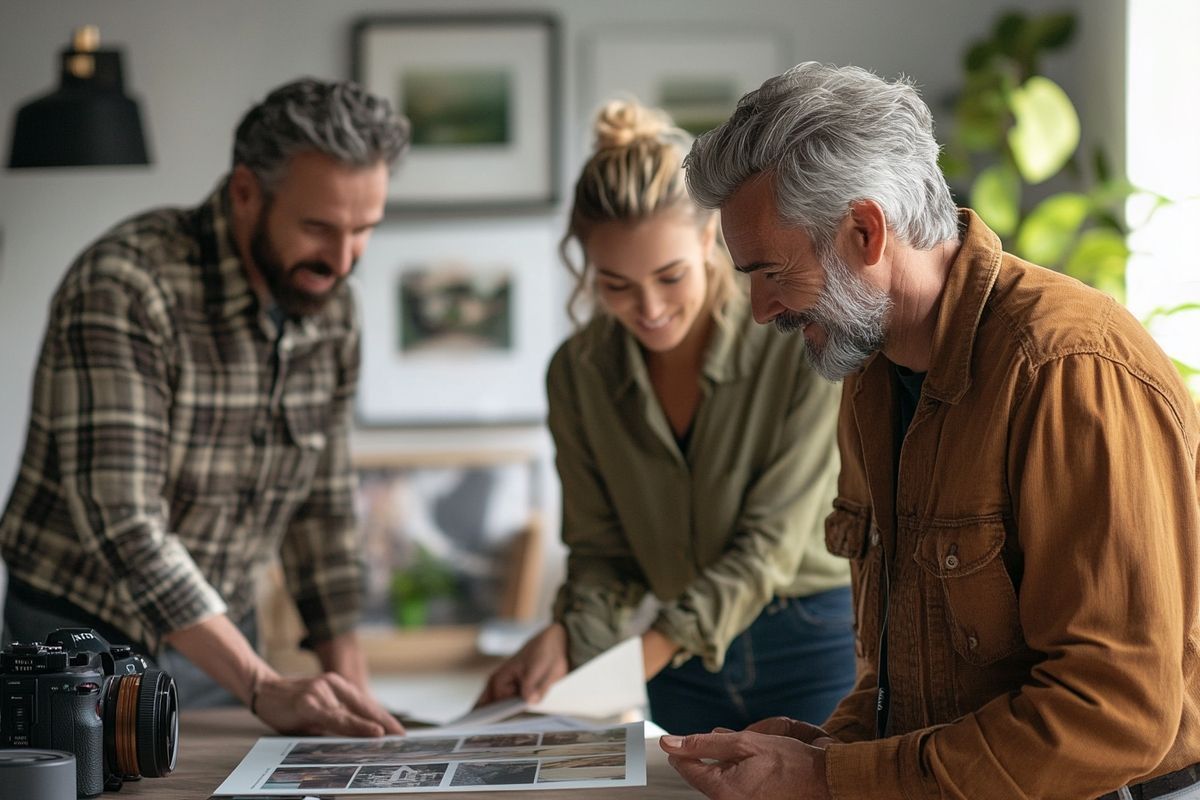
[592,99,675,151]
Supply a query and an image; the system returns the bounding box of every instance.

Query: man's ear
[842,199,887,267]
[228,164,263,221]
[701,213,719,260]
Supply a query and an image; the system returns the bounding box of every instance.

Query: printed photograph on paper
[349,763,449,789]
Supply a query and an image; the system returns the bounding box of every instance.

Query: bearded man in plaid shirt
[1,78,408,737]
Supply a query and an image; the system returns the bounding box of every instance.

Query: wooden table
[118,708,703,798]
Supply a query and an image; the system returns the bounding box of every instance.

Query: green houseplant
[390,547,458,628]
[941,9,1196,386]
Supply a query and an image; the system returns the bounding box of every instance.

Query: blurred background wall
[0,0,1127,617]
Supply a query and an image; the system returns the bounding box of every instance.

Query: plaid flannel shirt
[0,180,363,652]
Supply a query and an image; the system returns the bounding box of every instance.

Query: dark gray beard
[249,212,346,317]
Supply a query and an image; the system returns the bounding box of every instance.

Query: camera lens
[102,668,178,779]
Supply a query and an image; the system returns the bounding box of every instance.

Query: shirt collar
[913,208,1003,404]
[612,289,759,398]
[194,176,258,322]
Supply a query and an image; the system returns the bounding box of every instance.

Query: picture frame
[581,28,789,139]
[353,14,560,213]
[353,218,558,427]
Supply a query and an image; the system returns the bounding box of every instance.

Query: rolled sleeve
[51,271,226,638]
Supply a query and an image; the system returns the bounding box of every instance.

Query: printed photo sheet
[213,721,646,795]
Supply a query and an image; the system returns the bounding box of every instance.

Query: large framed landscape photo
[353,14,560,212]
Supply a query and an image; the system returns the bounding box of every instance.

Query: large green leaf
[1063,228,1129,302]
[970,164,1021,237]
[994,12,1029,56]
[1008,76,1080,184]
[954,74,1009,152]
[1030,13,1076,50]
[1015,193,1088,266]
[965,41,998,72]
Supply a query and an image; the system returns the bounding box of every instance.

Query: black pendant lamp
[8,26,151,168]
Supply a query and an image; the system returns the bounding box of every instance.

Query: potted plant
[940,9,1196,387]
[390,547,458,629]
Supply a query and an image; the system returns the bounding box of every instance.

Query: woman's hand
[642,628,681,680]
[475,623,570,707]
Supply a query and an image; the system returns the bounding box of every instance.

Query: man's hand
[475,623,569,707]
[745,716,838,748]
[254,671,404,737]
[660,730,832,800]
[163,614,402,737]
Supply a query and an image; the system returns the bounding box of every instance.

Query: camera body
[0,628,178,798]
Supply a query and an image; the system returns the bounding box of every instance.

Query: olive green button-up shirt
[548,293,849,671]
[822,211,1200,799]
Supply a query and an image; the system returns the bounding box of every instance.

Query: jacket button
[944,554,960,569]
[967,635,979,650]
[870,529,880,546]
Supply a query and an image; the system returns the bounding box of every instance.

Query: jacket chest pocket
[914,518,1023,665]
[825,501,882,661]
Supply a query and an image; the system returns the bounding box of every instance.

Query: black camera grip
[51,683,104,798]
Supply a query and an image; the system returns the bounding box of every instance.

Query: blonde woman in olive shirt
[477,101,853,734]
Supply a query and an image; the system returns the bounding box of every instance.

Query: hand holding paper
[476,623,570,707]
[462,636,648,727]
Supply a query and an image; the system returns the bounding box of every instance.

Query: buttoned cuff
[651,607,721,671]
[556,608,621,668]
[825,732,938,800]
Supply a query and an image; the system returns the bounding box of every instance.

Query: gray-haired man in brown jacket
[661,61,1200,800]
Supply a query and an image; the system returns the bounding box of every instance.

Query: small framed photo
[582,28,788,138]
[353,14,560,212]
[354,219,558,427]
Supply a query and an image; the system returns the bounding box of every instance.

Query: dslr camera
[0,628,178,798]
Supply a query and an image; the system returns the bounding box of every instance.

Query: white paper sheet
[532,636,647,718]
[212,721,646,795]
[441,636,648,728]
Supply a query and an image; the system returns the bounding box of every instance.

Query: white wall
[0,0,1119,613]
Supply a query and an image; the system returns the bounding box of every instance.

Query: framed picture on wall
[353,14,560,212]
[353,219,558,426]
[581,28,788,139]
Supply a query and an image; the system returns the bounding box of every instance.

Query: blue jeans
[647,586,856,735]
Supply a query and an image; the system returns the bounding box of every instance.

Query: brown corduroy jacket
[821,211,1200,799]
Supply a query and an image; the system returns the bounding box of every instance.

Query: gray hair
[685,62,959,255]
[232,77,410,191]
